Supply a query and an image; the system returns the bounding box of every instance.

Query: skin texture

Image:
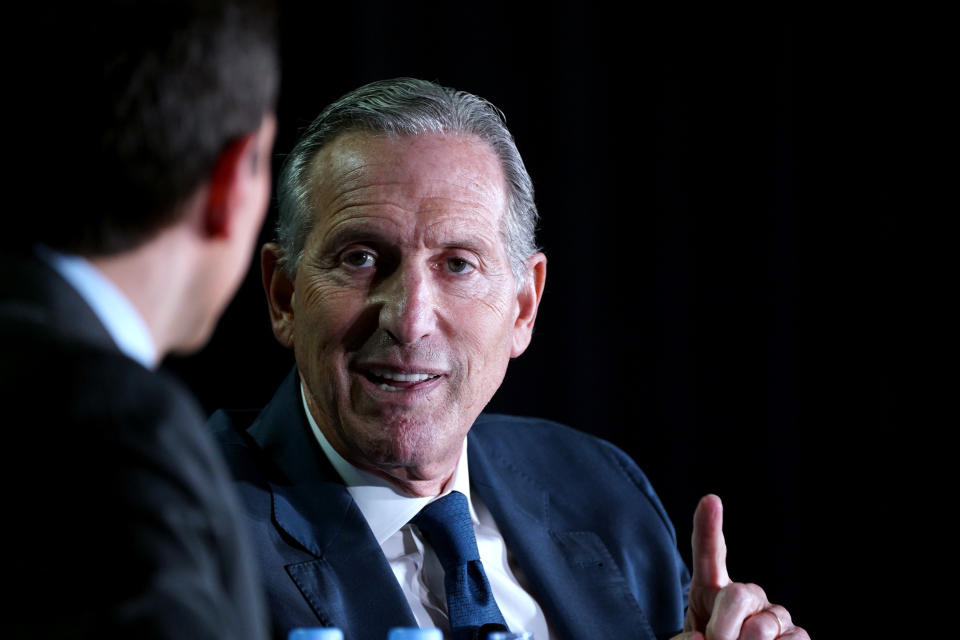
[672,495,811,640]
[263,131,546,497]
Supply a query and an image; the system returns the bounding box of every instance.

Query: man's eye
[447,257,474,274]
[343,250,375,268]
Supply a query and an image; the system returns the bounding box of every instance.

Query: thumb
[691,494,730,588]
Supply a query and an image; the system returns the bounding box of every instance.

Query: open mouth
[362,366,442,391]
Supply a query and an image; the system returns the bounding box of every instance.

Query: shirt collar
[35,244,158,369]
[299,381,475,545]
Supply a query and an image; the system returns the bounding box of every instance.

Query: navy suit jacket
[0,252,267,639]
[211,368,690,640]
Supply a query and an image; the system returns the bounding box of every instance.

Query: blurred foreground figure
[1,1,278,637]
[210,78,809,640]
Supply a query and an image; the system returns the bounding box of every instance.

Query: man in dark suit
[211,79,809,640]
[1,2,278,637]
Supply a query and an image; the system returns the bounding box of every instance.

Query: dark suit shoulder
[472,412,622,454]
[471,413,660,492]
[4,323,195,438]
[1,336,267,638]
[470,413,678,542]
[469,413,689,639]
[1,258,213,485]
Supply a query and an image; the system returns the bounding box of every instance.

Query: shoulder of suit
[470,412,640,476]
[469,413,676,540]
[4,327,206,448]
[471,412,612,449]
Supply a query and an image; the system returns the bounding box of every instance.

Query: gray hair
[275,77,539,286]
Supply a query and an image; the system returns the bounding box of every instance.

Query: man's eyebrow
[320,223,391,250]
[321,223,498,254]
[440,237,493,255]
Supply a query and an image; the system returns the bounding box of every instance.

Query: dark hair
[36,0,279,255]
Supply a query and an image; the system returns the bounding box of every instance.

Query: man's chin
[344,416,463,472]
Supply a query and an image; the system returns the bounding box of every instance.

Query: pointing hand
[671,495,809,640]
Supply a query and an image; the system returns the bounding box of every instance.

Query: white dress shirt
[300,383,551,639]
[35,245,158,369]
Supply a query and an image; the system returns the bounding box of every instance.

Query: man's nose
[372,262,437,345]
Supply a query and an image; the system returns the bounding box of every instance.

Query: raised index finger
[691,494,730,588]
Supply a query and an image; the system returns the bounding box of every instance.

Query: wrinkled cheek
[293,329,353,430]
[462,324,512,369]
[347,375,375,416]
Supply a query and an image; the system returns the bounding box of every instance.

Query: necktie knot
[412,491,480,569]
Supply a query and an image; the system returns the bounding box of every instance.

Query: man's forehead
[303,130,510,235]
[307,131,505,199]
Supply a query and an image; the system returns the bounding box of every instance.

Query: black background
[167,5,907,637]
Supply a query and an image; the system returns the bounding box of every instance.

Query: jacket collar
[247,367,357,557]
[0,251,116,354]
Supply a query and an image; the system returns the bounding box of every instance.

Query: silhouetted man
[1,2,279,637]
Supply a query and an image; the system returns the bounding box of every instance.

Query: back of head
[25,0,279,256]
[276,78,539,285]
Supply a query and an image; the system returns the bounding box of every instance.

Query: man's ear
[203,127,266,238]
[511,252,547,357]
[261,242,296,349]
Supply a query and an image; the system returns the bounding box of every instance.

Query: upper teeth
[369,368,437,382]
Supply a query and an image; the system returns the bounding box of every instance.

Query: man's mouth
[362,366,442,391]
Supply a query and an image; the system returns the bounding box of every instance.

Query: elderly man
[1,1,277,636]
[211,78,807,640]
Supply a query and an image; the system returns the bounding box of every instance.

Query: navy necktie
[412,491,507,639]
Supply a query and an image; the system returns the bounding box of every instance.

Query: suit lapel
[468,429,657,640]
[247,369,416,637]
